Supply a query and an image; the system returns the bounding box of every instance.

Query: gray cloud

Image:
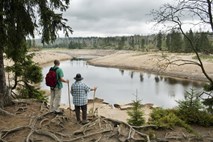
[62,0,173,37]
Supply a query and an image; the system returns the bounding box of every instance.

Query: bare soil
[0,100,213,142]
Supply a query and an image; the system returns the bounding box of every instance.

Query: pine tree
[170,30,183,52]
[183,29,194,53]
[156,31,162,50]
[0,0,72,107]
[127,95,145,126]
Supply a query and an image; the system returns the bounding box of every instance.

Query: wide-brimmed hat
[74,73,83,81]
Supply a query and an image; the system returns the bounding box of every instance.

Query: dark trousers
[75,105,87,121]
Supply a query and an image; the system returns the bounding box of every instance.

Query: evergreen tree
[176,89,213,126]
[183,29,194,53]
[196,32,211,53]
[129,36,135,49]
[166,33,171,51]
[170,30,183,52]
[0,0,72,107]
[140,38,145,49]
[127,95,145,126]
[118,36,125,49]
[156,31,162,50]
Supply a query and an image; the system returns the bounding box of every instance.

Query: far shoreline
[33,49,212,84]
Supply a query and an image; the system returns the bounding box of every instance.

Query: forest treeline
[32,30,213,53]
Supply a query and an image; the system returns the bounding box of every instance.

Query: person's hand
[66,80,69,84]
[94,87,97,91]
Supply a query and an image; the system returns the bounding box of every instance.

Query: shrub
[17,85,47,103]
[149,108,193,132]
[176,88,213,126]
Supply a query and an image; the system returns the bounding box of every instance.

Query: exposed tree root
[68,129,112,142]
[0,100,152,142]
[0,108,15,116]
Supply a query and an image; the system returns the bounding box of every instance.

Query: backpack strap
[50,67,58,71]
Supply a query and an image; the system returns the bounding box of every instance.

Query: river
[41,59,204,108]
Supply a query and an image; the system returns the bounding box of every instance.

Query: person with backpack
[71,73,97,124]
[46,60,69,114]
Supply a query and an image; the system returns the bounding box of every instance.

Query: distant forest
[31,30,213,53]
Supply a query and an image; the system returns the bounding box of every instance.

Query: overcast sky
[62,0,174,37]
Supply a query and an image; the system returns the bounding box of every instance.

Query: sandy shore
[30,49,213,84]
[4,49,213,122]
[88,51,213,82]
[31,49,213,82]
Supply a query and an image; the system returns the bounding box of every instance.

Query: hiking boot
[54,110,63,115]
[82,120,89,125]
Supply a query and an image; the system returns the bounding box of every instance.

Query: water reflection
[41,60,204,108]
[119,69,124,75]
[154,76,160,83]
[140,74,144,82]
[130,71,134,79]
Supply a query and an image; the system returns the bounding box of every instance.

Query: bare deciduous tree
[151,0,213,113]
[152,0,213,90]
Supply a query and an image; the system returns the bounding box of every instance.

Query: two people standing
[48,60,97,124]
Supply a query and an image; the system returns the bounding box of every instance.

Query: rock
[114,104,120,109]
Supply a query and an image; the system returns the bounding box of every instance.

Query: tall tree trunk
[0,1,11,108]
[0,49,9,108]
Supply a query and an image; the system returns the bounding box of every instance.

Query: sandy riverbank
[31,49,213,82]
[88,51,213,82]
[28,49,213,83]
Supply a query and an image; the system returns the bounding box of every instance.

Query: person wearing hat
[71,73,97,124]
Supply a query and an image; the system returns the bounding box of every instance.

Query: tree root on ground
[0,101,152,142]
[0,108,15,116]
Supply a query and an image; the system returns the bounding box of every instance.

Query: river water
[41,60,204,108]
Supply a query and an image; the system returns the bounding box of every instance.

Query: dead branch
[156,55,200,72]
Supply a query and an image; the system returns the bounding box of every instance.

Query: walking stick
[92,89,96,115]
[67,82,72,116]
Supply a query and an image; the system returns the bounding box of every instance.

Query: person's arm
[60,77,69,83]
[90,87,97,91]
[58,68,69,83]
[70,85,74,95]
